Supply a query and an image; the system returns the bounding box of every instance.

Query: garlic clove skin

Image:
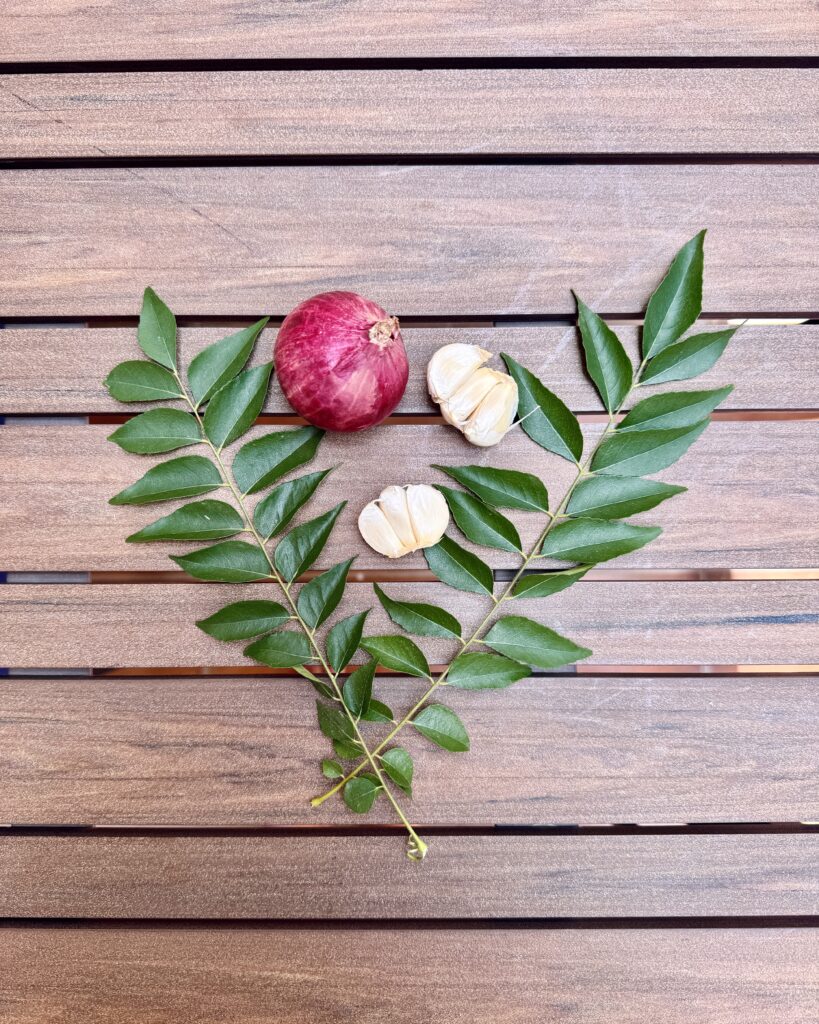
[357,503,406,559]
[427,343,491,403]
[441,367,503,428]
[463,375,519,447]
[405,484,449,548]
[358,484,450,558]
[377,484,417,549]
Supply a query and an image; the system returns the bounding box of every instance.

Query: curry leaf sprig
[311,232,736,830]
[105,291,429,861]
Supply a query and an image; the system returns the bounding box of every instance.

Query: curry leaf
[447,652,528,690]
[138,287,177,369]
[436,485,522,553]
[321,759,344,780]
[412,705,470,752]
[540,518,661,563]
[360,635,431,679]
[640,329,735,385]
[619,386,733,432]
[203,362,272,449]
[297,558,354,629]
[381,748,413,795]
[274,503,346,582]
[104,360,183,403]
[642,230,705,358]
[511,565,591,599]
[188,319,269,406]
[109,455,222,505]
[196,599,290,642]
[108,408,201,454]
[502,353,583,462]
[575,294,633,412]
[591,420,709,476]
[127,499,244,542]
[373,583,461,640]
[245,630,313,667]
[342,659,376,718]
[567,476,686,519]
[315,701,357,743]
[326,611,369,673]
[361,698,394,724]
[424,535,494,597]
[484,616,592,669]
[432,464,548,513]
[172,540,271,582]
[334,738,364,761]
[344,774,382,813]
[253,469,333,539]
[233,426,324,495]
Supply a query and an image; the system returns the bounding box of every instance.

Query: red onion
[274,291,409,431]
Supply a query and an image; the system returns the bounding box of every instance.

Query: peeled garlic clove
[442,367,501,428]
[427,343,491,403]
[405,484,449,548]
[377,484,416,549]
[463,375,519,447]
[358,503,406,559]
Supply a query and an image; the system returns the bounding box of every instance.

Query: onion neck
[368,315,400,350]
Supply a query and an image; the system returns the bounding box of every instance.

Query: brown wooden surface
[4,69,816,157]
[1,324,812,414]
[3,834,817,918]
[2,581,815,669]
[2,2,816,60]
[2,421,817,571]
[2,926,817,1024]
[2,165,816,317]
[2,675,815,825]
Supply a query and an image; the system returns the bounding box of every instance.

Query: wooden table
[1,4,817,1020]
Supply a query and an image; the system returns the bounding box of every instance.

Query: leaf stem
[173,371,427,859]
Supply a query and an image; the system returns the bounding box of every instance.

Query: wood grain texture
[2,675,816,825]
[1,323,811,414]
[1,580,815,669]
[1,165,816,317]
[3,834,817,918]
[2,1,816,59]
[1,926,817,1024]
[1,421,816,571]
[4,69,817,157]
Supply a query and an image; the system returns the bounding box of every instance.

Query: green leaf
[436,485,522,553]
[432,464,548,513]
[326,611,369,672]
[138,287,177,370]
[381,747,413,795]
[253,469,333,539]
[126,499,244,543]
[540,518,661,563]
[501,353,583,462]
[640,329,735,385]
[619,386,733,432]
[274,503,346,582]
[591,420,709,476]
[188,319,269,406]
[447,652,528,690]
[344,774,382,813]
[568,476,686,520]
[297,558,354,629]
[412,704,469,752]
[333,738,364,760]
[342,659,376,718]
[298,667,336,702]
[104,360,182,403]
[575,294,633,412]
[321,758,344,780]
[244,630,312,667]
[233,426,324,495]
[172,540,271,582]
[108,408,201,454]
[315,701,356,743]
[360,698,394,723]
[203,362,272,449]
[424,535,494,597]
[109,455,222,505]
[196,599,290,642]
[373,583,461,640]
[511,565,591,599]
[642,230,705,358]
[360,635,431,679]
[484,616,592,669]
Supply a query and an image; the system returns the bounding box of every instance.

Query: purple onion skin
[275,291,409,431]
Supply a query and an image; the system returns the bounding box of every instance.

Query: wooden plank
[1,926,816,1024]
[2,675,816,825]
[1,324,813,414]
[1,581,815,669]
[2,2,816,60]
[1,165,816,317]
[4,69,817,157]
[0,421,815,571]
[2,834,816,918]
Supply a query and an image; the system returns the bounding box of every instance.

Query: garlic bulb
[427,343,518,447]
[358,484,449,558]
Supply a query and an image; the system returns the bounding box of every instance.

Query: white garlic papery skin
[358,484,450,558]
[427,343,518,447]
